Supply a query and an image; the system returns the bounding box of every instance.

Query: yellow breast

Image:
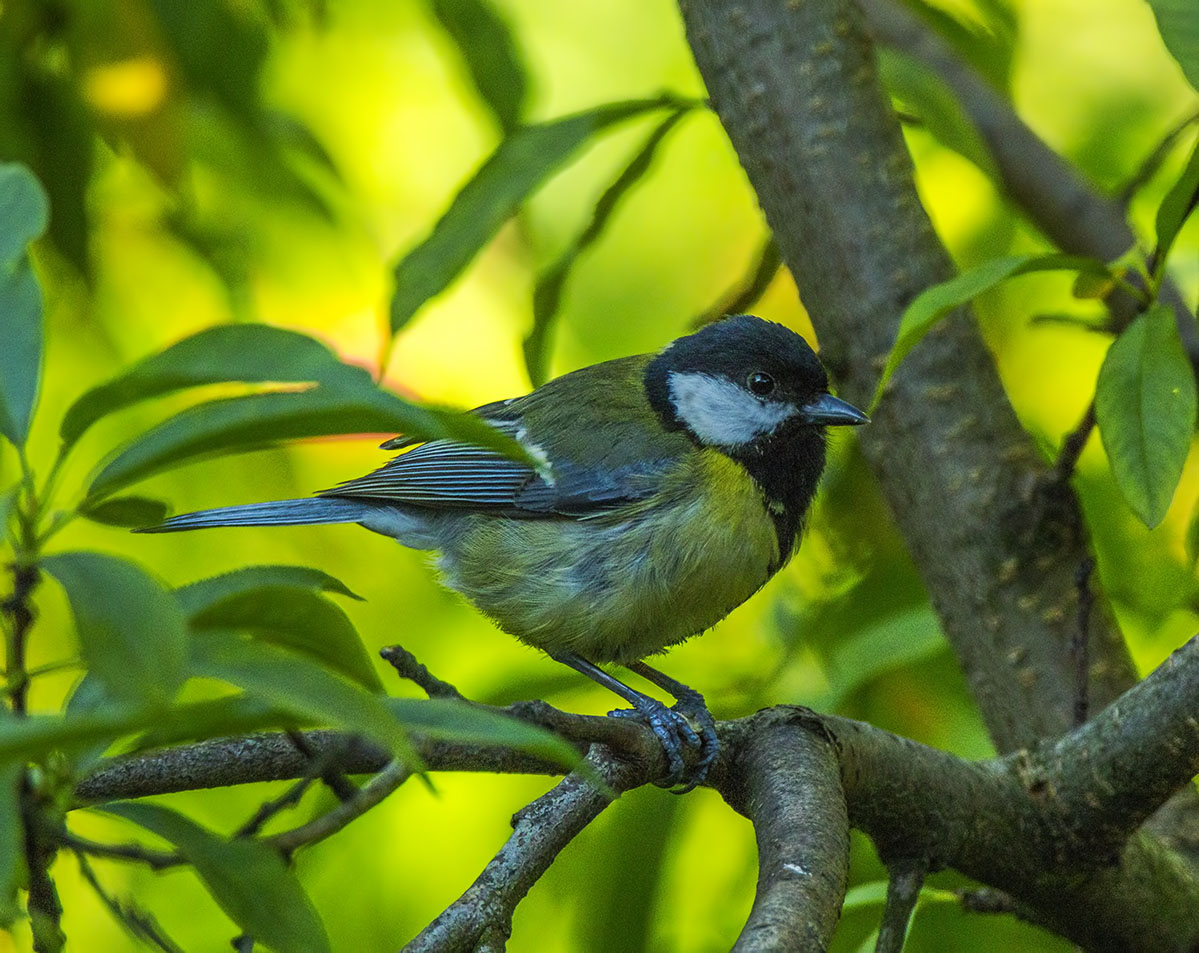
[439,449,782,664]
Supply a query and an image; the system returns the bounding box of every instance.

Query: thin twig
[62,833,181,871]
[876,859,927,953]
[380,645,465,700]
[268,759,413,856]
[1055,403,1096,483]
[74,853,185,953]
[403,747,649,952]
[234,775,317,839]
[4,564,39,715]
[1073,556,1096,726]
[1119,111,1199,205]
[285,730,358,803]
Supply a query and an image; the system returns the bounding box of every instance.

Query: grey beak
[799,393,869,426]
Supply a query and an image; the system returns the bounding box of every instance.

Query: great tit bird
[142,314,867,788]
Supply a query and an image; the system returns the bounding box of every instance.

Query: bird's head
[644,314,867,452]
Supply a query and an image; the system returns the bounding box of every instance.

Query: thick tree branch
[717,711,849,953]
[74,732,552,803]
[859,0,1199,359]
[65,634,1199,952]
[677,0,1138,754]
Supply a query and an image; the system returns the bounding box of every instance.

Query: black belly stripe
[730,428,827,571]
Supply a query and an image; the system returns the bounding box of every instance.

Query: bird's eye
[747,371,776,396]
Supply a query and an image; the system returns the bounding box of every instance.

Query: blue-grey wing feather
[327,428,666,517]
[341,361,683,517]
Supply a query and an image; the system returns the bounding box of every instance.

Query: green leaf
[0,760,26,927]
[0,163,50,262]
[1153,137,1199,279]
[1095,304,1198,528]
[0,258,43,448]
[389,96,684,333]
[176,566,363,610]
[0,697,287,765]
[871,253,1114,411]
[820,608,947,709]
[878,48,998,179]
[43,552,188,709]
[189,632,416,763]
[126,695,297,753]
[85,387,528,501]
[524,107,690,385]
[1145,0,1199,91]
[61,324,375,451]
[431,0,527,134]
[0,164,48,448]
[21,72,93,272]
[146,0,268,121]
[388,697,582,770]
[693,237,782,329]
[186,585,383,692]
[79,496,170,528]
[842,880,889,912]
[99,802,330,953]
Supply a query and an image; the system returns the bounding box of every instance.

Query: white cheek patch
[667,371,796,447]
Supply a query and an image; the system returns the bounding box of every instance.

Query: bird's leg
[626,661,718,791]
[550,651,697,786]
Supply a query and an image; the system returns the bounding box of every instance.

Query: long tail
[136,497,378,533]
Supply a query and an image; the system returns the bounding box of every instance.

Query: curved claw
[609,693,717,791]
[609,703,687,784]
[668,696,719,793]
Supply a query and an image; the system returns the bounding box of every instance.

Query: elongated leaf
[0,760,25,927]
[43,552,188,709]
[100,802,330,953]
[1095,304,1198,528]
[431,0,527,134]
[524,107,690,385]
[1146,0,1199,90]
[79,496,170,528]
[871,253,1114,411]
[0,696,287,766]
[0,259,43,448]
[693,237,781,328]
[0,707,144,763]
[61,324,373,451]
[176,566,362,610]
[189,632,415,762]
[126,695,300,753]
[187,585,382,692]
[86,387,527,501]
[390,96,682,333]
[0,164,49,448]
[388,697,582,769]
[878,48,998,179]
[0,163,49,262]
[820,608,947,709]
[1154,137,1199,277]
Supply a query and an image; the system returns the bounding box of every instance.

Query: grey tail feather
[136,497,376,533]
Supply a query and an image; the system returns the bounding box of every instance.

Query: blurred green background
[2,0,1198,949]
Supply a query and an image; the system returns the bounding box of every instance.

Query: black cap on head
[644,315,832,440]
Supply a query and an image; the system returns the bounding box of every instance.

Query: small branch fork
[67,636,1199,953]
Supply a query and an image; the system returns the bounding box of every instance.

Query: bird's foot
[609,693,717,792]
[668,688,719,792]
